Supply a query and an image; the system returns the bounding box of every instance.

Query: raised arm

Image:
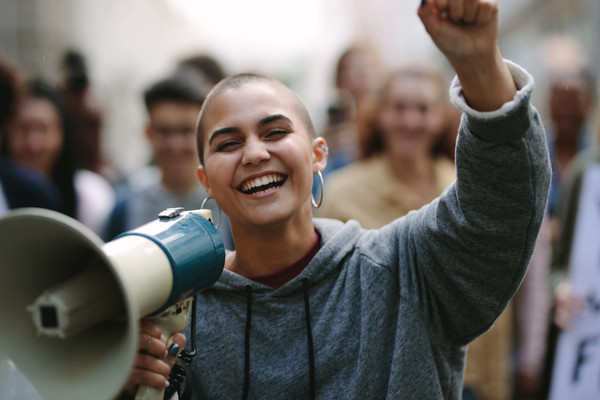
[371,0,552,343]
[418,0,516,112]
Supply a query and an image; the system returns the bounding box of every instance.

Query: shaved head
[196,73,315,165]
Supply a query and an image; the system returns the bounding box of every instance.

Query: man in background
[105,68,233,249]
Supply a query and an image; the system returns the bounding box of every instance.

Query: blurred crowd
[1,31,598,400]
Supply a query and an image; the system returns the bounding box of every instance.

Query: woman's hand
[418,0,499,61]
[122,319,187,397]
[418,0,516,112]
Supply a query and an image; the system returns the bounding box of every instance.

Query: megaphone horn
[0,207,225,400]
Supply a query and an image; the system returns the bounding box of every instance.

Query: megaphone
[0,207,225,400]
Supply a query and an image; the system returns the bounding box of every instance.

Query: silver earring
[201,196,222,229]
[311,170,324,208]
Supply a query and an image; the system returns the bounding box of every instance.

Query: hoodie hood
[210,218,363,296]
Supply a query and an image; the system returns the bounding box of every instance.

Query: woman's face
[198,81,325,229]
[377,75,445,160]
[8,97,63,177]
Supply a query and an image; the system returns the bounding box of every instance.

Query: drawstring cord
[242,285,253,400]
[303,279,316,400]
[242,282,315,400]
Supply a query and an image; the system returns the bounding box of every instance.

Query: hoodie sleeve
[374,61,551,345]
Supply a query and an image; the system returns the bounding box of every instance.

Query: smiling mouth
[239,173,287,195]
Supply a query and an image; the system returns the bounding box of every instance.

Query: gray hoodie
[182,62,551,400]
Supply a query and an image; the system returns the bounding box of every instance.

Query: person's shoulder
[0,157,62,210]
[74,169,115,203]
[326,156,386,190]
[118,166,161,195]
[75,169,113,190]
[433,156,457,186]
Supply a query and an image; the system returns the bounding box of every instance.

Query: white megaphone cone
[0,207,225,400]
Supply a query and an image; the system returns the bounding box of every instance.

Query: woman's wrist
[449,47,517,112]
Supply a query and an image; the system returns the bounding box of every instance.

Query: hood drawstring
[303,279,316,400]
[241,281,316,400]
[242,285,253,400]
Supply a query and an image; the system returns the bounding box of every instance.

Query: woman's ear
[197,165,213,197]
[311,137,328,173]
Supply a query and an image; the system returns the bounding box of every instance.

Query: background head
[143,69,211,180]
[2,78,78,216]
[547,67,596,144]
[335,44,380,109]
[357,59,450,160]
[59,50,104,174]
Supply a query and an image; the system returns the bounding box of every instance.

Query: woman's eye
[266,129,290,139]
[215,140,240,152]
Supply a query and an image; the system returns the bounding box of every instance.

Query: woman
[123,1,551,399]
[2,78,114,236]
[319,59,456,229]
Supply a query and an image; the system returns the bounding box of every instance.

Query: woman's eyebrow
[258,114,293,127]
[208,114,294,145]
[208,126,240,145]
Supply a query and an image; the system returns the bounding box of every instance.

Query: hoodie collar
[211,218,362,296]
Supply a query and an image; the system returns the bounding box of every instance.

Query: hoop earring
[311,170,324,209]
[200,196,222,229]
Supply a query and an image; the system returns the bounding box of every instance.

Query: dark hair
[0,56,24,130]
[548,66,597,102]
[178,54,227,87]
[195,73,316,165]
[61,50,90,93]
[28,79,79,217]
[143,68,211,112]
[357,61,449,159]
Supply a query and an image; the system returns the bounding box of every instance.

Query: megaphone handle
[135,298,194,400]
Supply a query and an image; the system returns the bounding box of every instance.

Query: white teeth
[241,174,283,193]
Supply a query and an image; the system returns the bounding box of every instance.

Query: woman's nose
[401,108,426,130]
[241,137,270,165]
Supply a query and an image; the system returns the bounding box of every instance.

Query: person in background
[0,56,61,215]
[318,58,456,229]
[104,68,234,249]
[538,100,600,399]
[513,38,596,400]
[58,50,118,183]
[512,214,552,400]
[545,67,596,220]
[119,1,551,399]
[2,78,114,234]
[550,111,600,329]
[320,44,382,176]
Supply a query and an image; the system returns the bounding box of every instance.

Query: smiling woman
[119,2,551,399]
[1,78,115,236]
[196,74,326,251]
[318,59,457,229]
